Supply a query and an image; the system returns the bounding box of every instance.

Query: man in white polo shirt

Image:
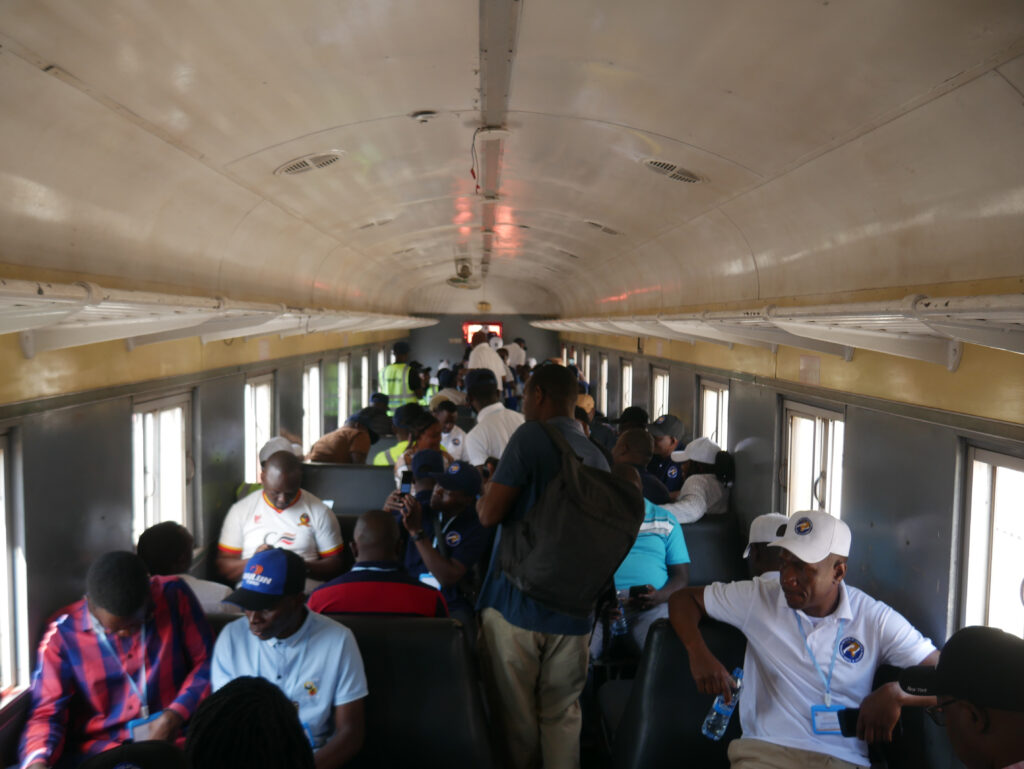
[464,368,524,466]
[217,451,345,589]
[669,510,939,768]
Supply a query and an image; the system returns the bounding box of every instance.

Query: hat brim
[648,425,681,440]
[225,587,285,611]
[898,665,938,697]
[768,536,831,564]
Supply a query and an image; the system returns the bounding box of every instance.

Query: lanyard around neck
[793,611,845,708]
[91,613,149,718]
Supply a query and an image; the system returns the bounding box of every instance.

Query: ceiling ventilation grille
[584,220,619,235]
[274,151,345,176]
[642,159,704,184]
[357,217,394,231]
[556,248,580,260]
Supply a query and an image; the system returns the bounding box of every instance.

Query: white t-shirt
[218,489,344,562]
[502,342,527,369]
[467,343,510,384]
[464,402,525,465]
[441,424,468,461]
[703,579,936,767]
[664,474,729,524]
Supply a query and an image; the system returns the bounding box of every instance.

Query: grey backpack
[497,421,645,617]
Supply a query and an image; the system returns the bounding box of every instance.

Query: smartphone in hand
[400,470,414,496]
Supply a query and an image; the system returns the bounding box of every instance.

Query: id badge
[127,711,161,742]
[810,704,844,735]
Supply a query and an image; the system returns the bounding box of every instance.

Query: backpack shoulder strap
[538,419,582,462]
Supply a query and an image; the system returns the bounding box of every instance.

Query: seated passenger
[899,626,1024,769]
[216,451,345,589]
[574,406,614,466]
[662,437,735,524]
[434,400,467,461]
[743,512,789,579]
[408,448,444,506]
[389,462,490,626]
[577,393,616,455]
[646,414,689,496]
[612,405,649,434]
[372,403,424,467]
[307,510,448,617]
[395,411,447,481]
[79,741,186,769]
[669,511,939,768]
[591,465,690,659]
[429,367,467,409]
[464,368,525,467]
[187,676,314,769]
[235,435,303,500]
[137,522,240,615]
[213,549,367,768]
[20,552,212,769]
[611,428,672,505]
[306,409,379,464]
[366,392,394,438]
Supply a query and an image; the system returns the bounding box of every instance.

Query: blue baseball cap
[433,461,483,497]
[411,449,445,479]
[225,549,306,610]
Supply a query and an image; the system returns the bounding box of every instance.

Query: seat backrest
[612,618,746,769]
[682,514,748,586]
[325,615,496,769]
[300,463,396,518]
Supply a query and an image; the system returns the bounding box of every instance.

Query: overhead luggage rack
[0,279,436,359]
[533,293,1024,371]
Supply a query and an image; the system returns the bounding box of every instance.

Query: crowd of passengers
[13,342,1024,769]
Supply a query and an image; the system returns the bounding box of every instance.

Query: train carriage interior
[0,0,1022,767]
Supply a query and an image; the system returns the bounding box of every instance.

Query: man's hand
[630,584,659,610]
[382,491,404,514]
[400,494,423,533]
[688,645,737,704]
[857,681,903,744]
[145,709,184,742]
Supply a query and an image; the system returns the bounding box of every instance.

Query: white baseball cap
[258,436,303,464]
[769,510,851,563]
[743,513,791,558]
[671,436,720,464]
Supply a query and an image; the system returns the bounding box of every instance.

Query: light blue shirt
[211,610,368,749]
[613,499,690,591]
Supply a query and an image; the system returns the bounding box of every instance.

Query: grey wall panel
[668,365,696,441]
[195,375,245,578]
[408,314,558,374]
[728,380,778,527]
[275,362,304,441]
[841,406,958,645]
[21,398,134,641]
[633,362,652,414]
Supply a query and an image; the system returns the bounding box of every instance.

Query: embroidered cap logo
[794,517,813,535]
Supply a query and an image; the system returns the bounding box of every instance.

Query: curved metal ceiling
[0,0,1020,318]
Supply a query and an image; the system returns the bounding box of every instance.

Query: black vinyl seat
[605,618,746,769]
[300,462,397,518]
[326,614,496,769]
[682,513,748,586]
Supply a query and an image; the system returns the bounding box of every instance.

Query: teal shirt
[613,499,690,591]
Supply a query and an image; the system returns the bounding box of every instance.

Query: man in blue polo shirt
[646,414,688,495]
[476,364,610,769]
[212,549,368,768]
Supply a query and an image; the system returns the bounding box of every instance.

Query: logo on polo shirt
[840,637,865,663]
[667,465,679,479]
[452,437,461,446]
[794,517,813,535]
[448,462,461,474]
[298,513,311,528]
[303,680,318,696]
[445,531,462,547]
[254,513,262,524]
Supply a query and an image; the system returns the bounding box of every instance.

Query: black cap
[648,414,685,441]
[393,341,410,355]
[348,408,381,444]
[899,626,1024,712]
[611,406,649,427]
[464,368,498,390]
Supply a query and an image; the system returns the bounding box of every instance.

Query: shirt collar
[267,608,313,649]
[477,402,506,419]
[546,416,584,435]
[351,560,401,572]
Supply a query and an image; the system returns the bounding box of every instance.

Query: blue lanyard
[91,613,149,718]
[793,611,845,708]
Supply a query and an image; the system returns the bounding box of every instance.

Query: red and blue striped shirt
[19,576,212,768]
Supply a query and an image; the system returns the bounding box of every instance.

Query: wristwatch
[410,530,427,543]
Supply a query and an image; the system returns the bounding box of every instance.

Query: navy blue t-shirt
[648,442,686,493]
[637,465,671,504]
[405,503,490,615]
[476,417,610,635]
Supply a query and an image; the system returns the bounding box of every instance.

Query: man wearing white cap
[743,513,790,580]
[669,510,939,768]
[662,437,734,524]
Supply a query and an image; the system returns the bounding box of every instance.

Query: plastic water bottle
[610,597,629,637]
[701,667,743,740]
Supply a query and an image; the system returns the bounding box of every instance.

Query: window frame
[360,353,370,410]
[780,400,845,518]
[698,377,730,448]
[243,373,275,484]
[651,366,670,419]
[620,359,634,413]
[960,446,1024,636]
[599,355,609,415]
[337,354,351,424]
[0,431,28,702]
[302,361,322,453]
[131,390,194,547]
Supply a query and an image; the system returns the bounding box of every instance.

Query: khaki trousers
[479,607,590,769]
[728,738,865,769]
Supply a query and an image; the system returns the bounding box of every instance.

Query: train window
[599,356,609,415]
[132,394,192,544]
[782,402,845,518]
[337,356,350,424]
[360,354,370,410]
[963,449,1024,637]
[583,352,592,385]
[0,435,27,699]
[376,348,386,389]
[243,375,274,483]
[302,362,322,453]
[562,345,568,365]
[700,379,730,447]
[621,360,633,412]
[652,368,670,418]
